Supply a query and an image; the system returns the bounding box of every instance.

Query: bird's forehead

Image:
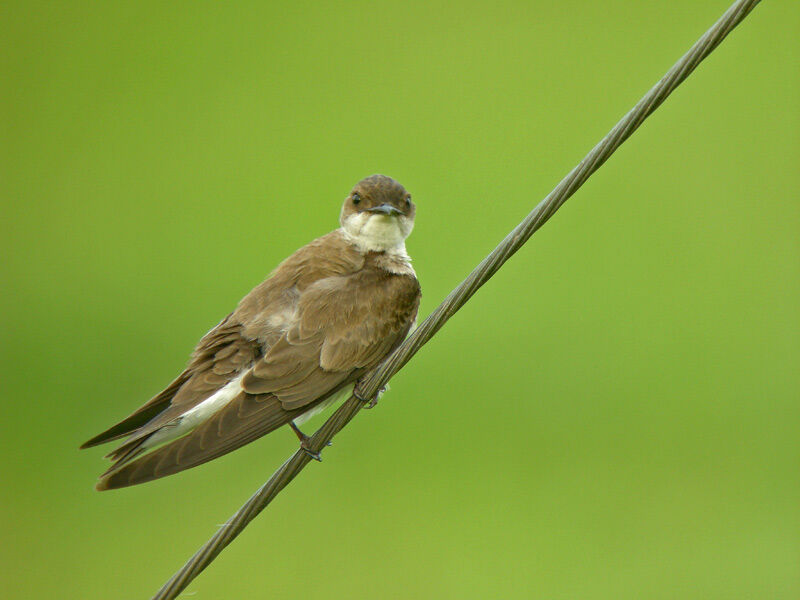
[352,175,408,200]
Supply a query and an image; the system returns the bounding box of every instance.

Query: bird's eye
[352,193,361,205]
[405,196,412,207]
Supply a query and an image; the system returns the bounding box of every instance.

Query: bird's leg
[354,381,389,409]
[289,421,330,462]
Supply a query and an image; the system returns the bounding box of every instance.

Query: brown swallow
[81,175,420,490]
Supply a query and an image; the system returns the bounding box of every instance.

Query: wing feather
[95,392,302,490]
[241,268,420,412]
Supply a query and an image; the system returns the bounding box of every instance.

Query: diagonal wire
[152,1,762,597]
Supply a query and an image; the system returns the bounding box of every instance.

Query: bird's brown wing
[242,270,421,409]
[94,232,367,453]
[95,270,420,490]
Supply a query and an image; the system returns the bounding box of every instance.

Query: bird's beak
[367,204,403,216]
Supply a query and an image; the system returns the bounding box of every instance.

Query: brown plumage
[81,175,420,490]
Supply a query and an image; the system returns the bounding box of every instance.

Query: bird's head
[340,174,415,253]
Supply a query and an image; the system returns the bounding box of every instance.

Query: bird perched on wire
[81,175,421,491]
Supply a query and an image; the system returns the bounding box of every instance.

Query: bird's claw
[300,441,323,462]
[354,383,387,409]
[301,448,323,462]
[299,437,332,462]
[353,384,370,403]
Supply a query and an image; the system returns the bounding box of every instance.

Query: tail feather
[80,370,191,449]
[103,437,148,463]
[96,392,300,490]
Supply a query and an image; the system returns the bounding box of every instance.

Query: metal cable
[152,1,762,597]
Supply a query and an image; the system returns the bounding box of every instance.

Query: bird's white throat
[341,212,413,255]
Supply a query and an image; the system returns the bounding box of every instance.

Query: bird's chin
[342,212,411,253]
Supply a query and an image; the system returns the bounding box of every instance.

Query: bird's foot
[300,439,323,462]
[290,421,331,461]
[355,382,389,409]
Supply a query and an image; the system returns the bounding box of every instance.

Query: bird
[81,174,421,491]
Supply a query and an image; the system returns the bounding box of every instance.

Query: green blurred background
[2,1,798,598]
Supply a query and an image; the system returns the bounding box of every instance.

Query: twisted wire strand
[153,1,761,597]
